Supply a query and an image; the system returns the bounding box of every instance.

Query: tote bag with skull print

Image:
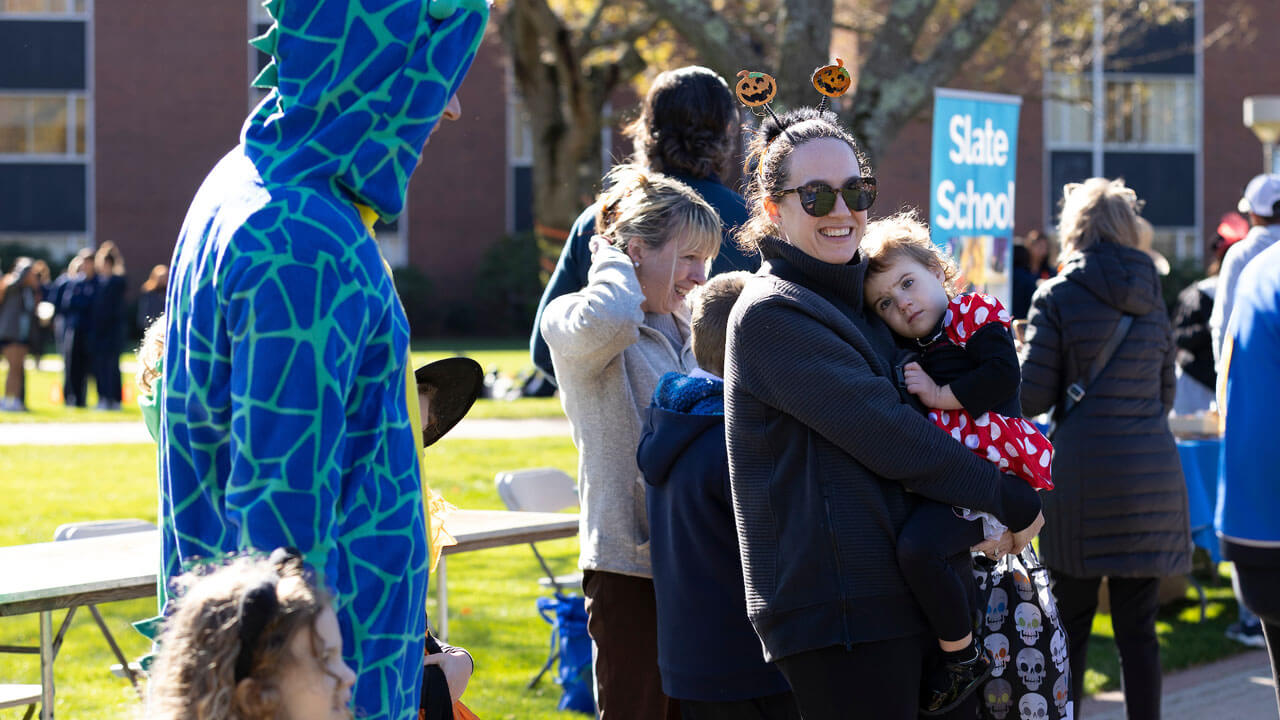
[973,547,1073,720]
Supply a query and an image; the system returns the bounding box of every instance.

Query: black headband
[233,547,302,683]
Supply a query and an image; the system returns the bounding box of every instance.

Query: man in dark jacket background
[530,66,757,385]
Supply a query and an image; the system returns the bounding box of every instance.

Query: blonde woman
[541,165,720,719]
[1019,178,1189,720]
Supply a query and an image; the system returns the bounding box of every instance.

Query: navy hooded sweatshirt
[637,372,792,702]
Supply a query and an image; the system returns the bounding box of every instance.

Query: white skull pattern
[985,633,1011,676]
[1019,693,1049,720]
[987,588,1010,632]
[974,565,990,592]
[1017,647,1047,691]
[1050,628,1069,673]
[1053,673,1070,716]
[984,678,1014,720]
[1015,602,1043,645]
[1012,568,1035,601]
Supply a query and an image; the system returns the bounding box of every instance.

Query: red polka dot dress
[927,293,1055,492]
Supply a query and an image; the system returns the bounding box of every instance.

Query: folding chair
[493,468,582,687]
[51,519,156,695]
[0,684,40,720]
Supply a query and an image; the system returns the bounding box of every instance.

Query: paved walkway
[1080,649,1275,720]
[0,417,571,445]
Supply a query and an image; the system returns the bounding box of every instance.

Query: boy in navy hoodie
[637,271,799,720]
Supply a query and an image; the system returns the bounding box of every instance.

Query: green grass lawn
[0,437,1253,717]
[1,340,565,424]
[0,438,582,720]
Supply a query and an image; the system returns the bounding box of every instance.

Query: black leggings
[1235,564,1280,713]
[775,638,921,720]
[774,637,980,720]
[680,691,801,720]
[897,500,986,642]
[1052,573,1161,720]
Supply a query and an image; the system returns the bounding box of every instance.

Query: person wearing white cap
[1210,173,1280,369]
[1208,172,1280,650]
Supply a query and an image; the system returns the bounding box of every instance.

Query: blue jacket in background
[530,175,756,383]
[636,372,791,702]
[1217,240,1280,566]
[89,273,126,352]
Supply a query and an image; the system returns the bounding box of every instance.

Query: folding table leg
[88,606,141,697]
[39,611,54,720]
[436,557,448,641]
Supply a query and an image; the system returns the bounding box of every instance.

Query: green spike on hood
[242,0,489,220]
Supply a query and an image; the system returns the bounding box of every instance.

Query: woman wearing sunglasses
[723,107,1043,720]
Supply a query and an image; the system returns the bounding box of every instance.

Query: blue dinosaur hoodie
[160,2,487,718]
[637,372,793,702]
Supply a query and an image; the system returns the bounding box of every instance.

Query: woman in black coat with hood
[1019,178,1191,720]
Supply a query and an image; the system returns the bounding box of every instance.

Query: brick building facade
[2,1,1277,325]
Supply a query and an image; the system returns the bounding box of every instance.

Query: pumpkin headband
[734,58,852,119]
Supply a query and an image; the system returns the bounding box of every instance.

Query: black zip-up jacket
[725,236,1041,662]
[1019,241,1191,578]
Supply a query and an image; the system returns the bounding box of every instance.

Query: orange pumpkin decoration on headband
[812,58,851,98]
[736,70,777,107]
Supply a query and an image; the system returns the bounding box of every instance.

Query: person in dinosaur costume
[157,1,488,718]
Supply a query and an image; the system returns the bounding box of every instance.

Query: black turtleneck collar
[758,235,869,315]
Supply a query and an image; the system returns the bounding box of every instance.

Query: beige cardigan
[541,246,696,578]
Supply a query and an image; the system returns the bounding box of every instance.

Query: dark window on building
[0,20,86,89]
[514,165,533,233]
[1106,17,1195,75]
[1048,151,1094,222]
[0,163,87,232]
[1104,152,1196,227]
[253,21,272,75]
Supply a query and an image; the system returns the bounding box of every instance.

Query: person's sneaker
[1226,620,1267,648]
[920,640,993,716]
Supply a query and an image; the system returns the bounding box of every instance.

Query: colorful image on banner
[946,234,1010,301]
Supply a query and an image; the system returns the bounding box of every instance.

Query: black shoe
[919,642,993,717]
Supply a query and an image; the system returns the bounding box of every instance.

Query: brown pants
[582,570,681,720]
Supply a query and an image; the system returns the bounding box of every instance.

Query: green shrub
[472,231,543,336]
[393,264,440,337]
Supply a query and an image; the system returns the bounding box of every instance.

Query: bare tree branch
[640,0,763,82]
[589,16,663,53]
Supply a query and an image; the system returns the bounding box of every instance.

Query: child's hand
[903,362,962,409]
[424,646,473,703]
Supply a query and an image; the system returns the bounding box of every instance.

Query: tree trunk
[499,1,646,245]
[774,0,835,110]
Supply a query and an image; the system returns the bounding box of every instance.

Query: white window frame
[505,71,533,235]
[1042,0,1203,259]
[0,0,93,244]
[1100,73,1197,152]
[0,0,89,19]
[0,91,90,160]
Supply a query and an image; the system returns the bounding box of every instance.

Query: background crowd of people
[0,244,167,412]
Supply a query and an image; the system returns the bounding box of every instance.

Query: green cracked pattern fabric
[159,2,487,718]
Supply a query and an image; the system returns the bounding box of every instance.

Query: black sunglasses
[775,177,877,216]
